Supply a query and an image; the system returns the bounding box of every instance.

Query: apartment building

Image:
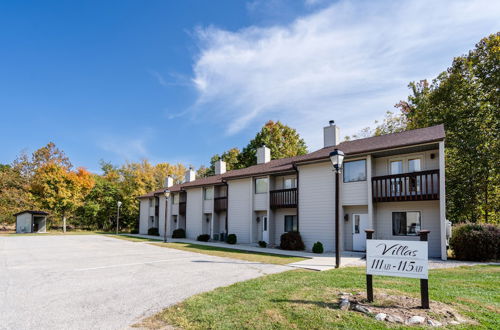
[138,123,447,259]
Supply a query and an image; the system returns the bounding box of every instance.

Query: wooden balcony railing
[372,169,439,202]
[270,188,298,209]
[214,196,227,212]
[179,202,186,215]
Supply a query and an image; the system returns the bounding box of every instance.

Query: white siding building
[138,123,448,259]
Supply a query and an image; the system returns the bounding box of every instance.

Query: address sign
[366,240,428,279]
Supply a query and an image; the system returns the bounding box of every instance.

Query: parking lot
[0,235,289,329]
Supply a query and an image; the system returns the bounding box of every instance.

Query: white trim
[439,141,447,260]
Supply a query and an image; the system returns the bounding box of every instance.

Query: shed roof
[14,210,49,217]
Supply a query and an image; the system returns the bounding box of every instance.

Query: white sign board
[366,240,428,279]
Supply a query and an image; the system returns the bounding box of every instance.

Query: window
[343,160,366,182]
[354,215,360,234]
[392,211,421,236]
[255,178,268,194]
[284,177,297,189]
[149,198,153,207]
[173,193,179,204]
[204,187,213,200]
[390,160,403,174]
[284,215,298,232]
[408,158,421,172]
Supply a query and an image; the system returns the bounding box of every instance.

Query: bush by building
[172,228,186,238]
[197,234,210,242]
[148,227,159,236]
[312,241,324,254]
[449,223,499,261]
[226,234,237,244]
[280,232,305,251]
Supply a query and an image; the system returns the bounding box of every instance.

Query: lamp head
[117,201,122,208]
[163,189,171,198]
[329,149,345,172]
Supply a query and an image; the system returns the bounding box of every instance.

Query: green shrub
[148,227,159,236]
[226,234,237,244]
[280,232,305,251]
[197,234,210,242]
[258,240,267,248]
[130,229,139,234]
[449,223,499,261]
[312,241,324,254]
[172,228,186,238]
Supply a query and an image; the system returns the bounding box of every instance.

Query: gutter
[222,179,229,236]
[292,163,300,231]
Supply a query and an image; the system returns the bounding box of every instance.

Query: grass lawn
[112,234,307,265]
[142,265,499,329]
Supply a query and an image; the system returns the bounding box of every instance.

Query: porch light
[329,149,344,172]
[163,189,171,198]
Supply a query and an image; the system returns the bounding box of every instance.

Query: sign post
[365,229,430,309]
[419,230,430,309]
[365,229,375,302]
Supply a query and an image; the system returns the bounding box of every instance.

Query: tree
[31,164,94,231]
[0,164,32,224]
[397,33,499,223]
[238,121,308,168]
[200,147,243,177]
[345,111,407,141]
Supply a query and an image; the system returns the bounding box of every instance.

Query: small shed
[14,211,49,233]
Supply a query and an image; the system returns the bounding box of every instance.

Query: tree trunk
[63,212,67,233]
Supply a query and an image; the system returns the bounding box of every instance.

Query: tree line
[0,143,187,231]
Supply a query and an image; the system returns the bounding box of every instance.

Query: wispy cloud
[189,0,500,149]
[148,70,192,88]
[97,129,153,161]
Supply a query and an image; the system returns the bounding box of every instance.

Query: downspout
[222,180,229,237]
[292,163,299,231]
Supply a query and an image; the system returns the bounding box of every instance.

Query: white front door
[262,216,269,242]
[352,214,369,251]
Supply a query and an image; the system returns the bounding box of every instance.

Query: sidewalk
[120,234,497,271]
[121,233,364,270]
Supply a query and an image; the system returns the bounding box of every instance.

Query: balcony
[214,196,227,212]
[372,169,439,202]
[270,188,298,209]
[179,202,186,215]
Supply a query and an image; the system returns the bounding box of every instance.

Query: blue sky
[1,0,499,172]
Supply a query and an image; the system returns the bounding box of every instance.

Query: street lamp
[329,149,344,268]
[163,189,170,243]
[116,201,122,235]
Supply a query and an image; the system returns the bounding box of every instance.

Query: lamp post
[116,201,122,235]
[163,189,170,243]
[329,148,344,268]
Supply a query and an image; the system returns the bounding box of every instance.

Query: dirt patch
[338,292,473,327]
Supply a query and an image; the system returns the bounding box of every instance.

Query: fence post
[365,229,375,302]
[419,230,430,309]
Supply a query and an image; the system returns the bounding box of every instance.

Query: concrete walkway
[124,234,365,271]
[123,234,498,271]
